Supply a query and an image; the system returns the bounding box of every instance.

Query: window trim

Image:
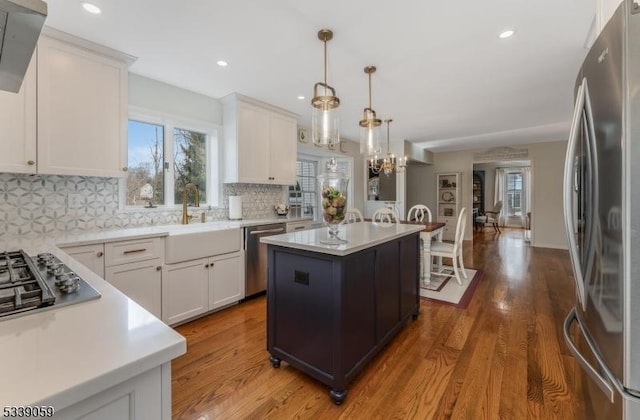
[122,106,221,209]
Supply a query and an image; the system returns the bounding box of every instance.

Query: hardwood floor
[172,229,586,419]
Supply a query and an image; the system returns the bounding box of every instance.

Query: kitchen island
[261,222,423,404]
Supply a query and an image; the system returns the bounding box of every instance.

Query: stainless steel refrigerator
[563,1,640,418]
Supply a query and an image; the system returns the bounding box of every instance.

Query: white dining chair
[345,208,364,224]
[407,204,432,222]
[430,208,468,285]
[372,207,398,226]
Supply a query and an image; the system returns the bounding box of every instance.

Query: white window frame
[297,152,354,223]
[122,106,220,209]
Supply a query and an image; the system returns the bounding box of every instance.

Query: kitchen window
[292,155,353,222]
[290,160,318,219]
[126,112,219,208]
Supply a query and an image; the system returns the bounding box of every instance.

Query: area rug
[419,267,483,309]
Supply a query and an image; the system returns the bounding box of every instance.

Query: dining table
[365,219,446,285]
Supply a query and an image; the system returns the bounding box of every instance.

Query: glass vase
[318,158,349,244]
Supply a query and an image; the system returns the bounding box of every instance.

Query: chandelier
[359,66,381,156]
[369,119,407,176]
[311,29,340,148]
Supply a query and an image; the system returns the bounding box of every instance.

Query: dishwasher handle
[250,227,285,235]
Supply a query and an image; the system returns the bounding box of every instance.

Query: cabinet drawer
[286,220,312,232]
[105,237,164,267]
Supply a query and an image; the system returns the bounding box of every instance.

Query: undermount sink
[165,226,241,264]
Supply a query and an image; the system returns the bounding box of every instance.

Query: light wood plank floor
[172,229,586,419]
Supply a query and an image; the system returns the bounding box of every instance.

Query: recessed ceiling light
[297,95,305,100]
[216,60,228,67]
[499,29,515,39]
[81,2,101,14]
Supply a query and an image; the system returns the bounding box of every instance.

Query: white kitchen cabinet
[209,252,243,310]
[163,251,243,326]
[105,259,163,318]
[223,94,297,185]
[37,33,129,177]
[60,243,105,278]
[52,364,169,420]
[436,172,461,241]
[0,29,131,177]
[162,258,209,325]
[596,0,624,34]
[0,53,37,174]
[286,220,313,233]
[104,237,164,319]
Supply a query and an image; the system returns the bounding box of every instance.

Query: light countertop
[0,215,312,409]
[54,216,313,247]
[261,221,424,256]
[0,239,185,410]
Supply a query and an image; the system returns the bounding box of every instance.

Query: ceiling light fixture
[359,66,382,156]
[499,29,515,39]
[81,2,101,14]
[311,29,340,148]
[369,119,406,176]
[297,95,305,100]
[216,60,228,67]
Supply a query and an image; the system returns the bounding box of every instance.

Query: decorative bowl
[275,204,289,216]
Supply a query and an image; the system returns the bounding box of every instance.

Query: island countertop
[260,221,424,256]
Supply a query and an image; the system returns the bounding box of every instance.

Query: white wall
[406,140,568,249]
[129,73,222,124]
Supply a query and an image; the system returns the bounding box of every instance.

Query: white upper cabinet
[0,29,132,177]
[222,94,297,185]
[596,0,624,34]
[37,34,129,177]
[0,53,37,174]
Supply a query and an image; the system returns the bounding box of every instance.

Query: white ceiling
[44,0,594,152]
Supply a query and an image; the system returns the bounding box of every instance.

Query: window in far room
[506,171,523,217]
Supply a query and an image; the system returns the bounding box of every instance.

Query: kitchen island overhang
[261,222,424,404]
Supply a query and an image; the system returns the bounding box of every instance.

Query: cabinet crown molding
[42,26,137,66]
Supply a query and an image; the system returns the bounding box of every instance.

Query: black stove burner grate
[0,250,56,317]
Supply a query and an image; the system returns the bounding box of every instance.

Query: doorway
[472,160,532,242]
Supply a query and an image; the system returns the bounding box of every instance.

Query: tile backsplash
[0,174,286,240]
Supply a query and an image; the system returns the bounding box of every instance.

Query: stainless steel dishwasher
[245,223,286,297]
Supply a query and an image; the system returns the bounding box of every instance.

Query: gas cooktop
[0,250,101,320]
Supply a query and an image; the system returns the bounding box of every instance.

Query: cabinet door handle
[156,266,162,271]
[96,251,103,257]
[294,226,306,230]
[27,160,35,165]
[210,262,214,267]
[123,248,147,255]
[122,167,128,172]
[205,264,209,268]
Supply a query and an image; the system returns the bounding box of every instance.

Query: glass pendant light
[368,119,407,176]
[312,29,340,147]
[359,66,382,156]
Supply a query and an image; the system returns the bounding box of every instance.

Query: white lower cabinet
[209,253,244,310]
[52,363,170,420]
[104,237,164,319]
[60,243,105,278]
[163,251,243,326]
[105,259,162,319]
[162,258,209,325]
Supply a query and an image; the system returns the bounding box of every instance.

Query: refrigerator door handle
[564,308,616,402]
[564,78,587,311]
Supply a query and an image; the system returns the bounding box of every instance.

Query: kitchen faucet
[181,183,200,224]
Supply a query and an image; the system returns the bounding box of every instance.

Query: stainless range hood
[0,0,47,93]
